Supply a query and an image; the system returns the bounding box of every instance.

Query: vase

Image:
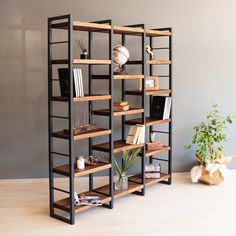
[115,172,128,191]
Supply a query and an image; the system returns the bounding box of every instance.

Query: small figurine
[75,39,88,59]
[76,156,85,169]
[85,155,99,166]
[150,132,156,143]
[145,44,155,60]
[74,192,79,206]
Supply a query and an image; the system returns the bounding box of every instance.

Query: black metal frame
[120,23,146,196]
[48,15,114,224]
[48,14,74,224]
[148,27,172,185]
[48,14,172,225]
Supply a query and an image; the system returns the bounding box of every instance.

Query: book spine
[79,68,84,97]
[73,68,78,97]
[163,97,168,119]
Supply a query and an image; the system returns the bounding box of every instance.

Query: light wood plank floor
[1,172,236,236]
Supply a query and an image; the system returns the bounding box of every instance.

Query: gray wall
[1,0,236,179]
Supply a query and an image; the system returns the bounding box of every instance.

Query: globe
[113,45,129,74]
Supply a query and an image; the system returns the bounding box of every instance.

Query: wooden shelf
[73,59,111,64]
[129,173,170,186]
[52,128,111,141]
[95,181,143,199]
[114,25,144,35]
[91,74,144,80]
[52,21,171,37]
[52,94,111,102]
[51,59,112,65]
[53,162,111,177]
[146,146,171,157]
[93,140,144,154]
[146,29,171,37]
[93,108,144,117]
[125,117,171,126]
[52,21,111,32]
[114,74,144,80]
[146,60,171,65]
[54,191,111,214]
[73,21,111,31]
[125,89,171,96]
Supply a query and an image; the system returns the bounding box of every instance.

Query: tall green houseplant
[185,103,234,165]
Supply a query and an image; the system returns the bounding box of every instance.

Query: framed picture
[138,76,159,91]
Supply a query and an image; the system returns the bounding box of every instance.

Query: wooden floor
[1,172,236,236]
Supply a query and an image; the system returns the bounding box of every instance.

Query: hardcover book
[58,68,76,97]
[150,96,171,120]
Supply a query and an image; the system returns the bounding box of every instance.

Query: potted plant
[114,148,142,190]
[185,103,234,185]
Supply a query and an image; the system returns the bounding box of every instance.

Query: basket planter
[199,166,224,185]
[191,155,231,185]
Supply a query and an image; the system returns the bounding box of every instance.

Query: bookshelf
[48,14,172,225]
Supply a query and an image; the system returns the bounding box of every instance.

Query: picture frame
[138,76,159,91]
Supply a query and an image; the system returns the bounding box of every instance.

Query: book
[164,97,172,119]
[73,69,79,97]
[126,124,145,145]
[113,101,128,106]
[58,68,76,97]
[76,68,81,97]
[150,96,171,120]
[77,68,84,97]
[136,125,145,144]
[113,105,130,111]
[58,68,84,97]
[126,126,137,144]
[78,194,102,206]
[133,126,141,144]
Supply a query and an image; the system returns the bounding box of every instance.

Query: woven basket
[199,166,224,185]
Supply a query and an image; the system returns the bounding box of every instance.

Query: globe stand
[113,65,127,75]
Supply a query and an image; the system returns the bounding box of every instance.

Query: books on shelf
[58,68,84,97]
[113,105,129,111]
[126,124,145,145]
[113,101,128,106]
[150,96,172,120]
[145,164,161,179]
[113,101,129,112]
[74,192,102,206]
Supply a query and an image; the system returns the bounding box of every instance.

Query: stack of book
[74,192,102,206]
[150,96,172,120]
[126,124,145,145]
[145,164,161,179]
[58,68,84,97]
[113,101,129,112]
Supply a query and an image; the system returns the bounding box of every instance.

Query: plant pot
[199,166,224,185]
[114,172,128,190]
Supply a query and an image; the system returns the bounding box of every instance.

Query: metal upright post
[141,25,146,196]
[149,36,153,165]
[109,23,114,208]
[121,34,126,141]
[88,30,94,191]
[68,15,75,224]
[168,28,172,185]
[47,17,54,217]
